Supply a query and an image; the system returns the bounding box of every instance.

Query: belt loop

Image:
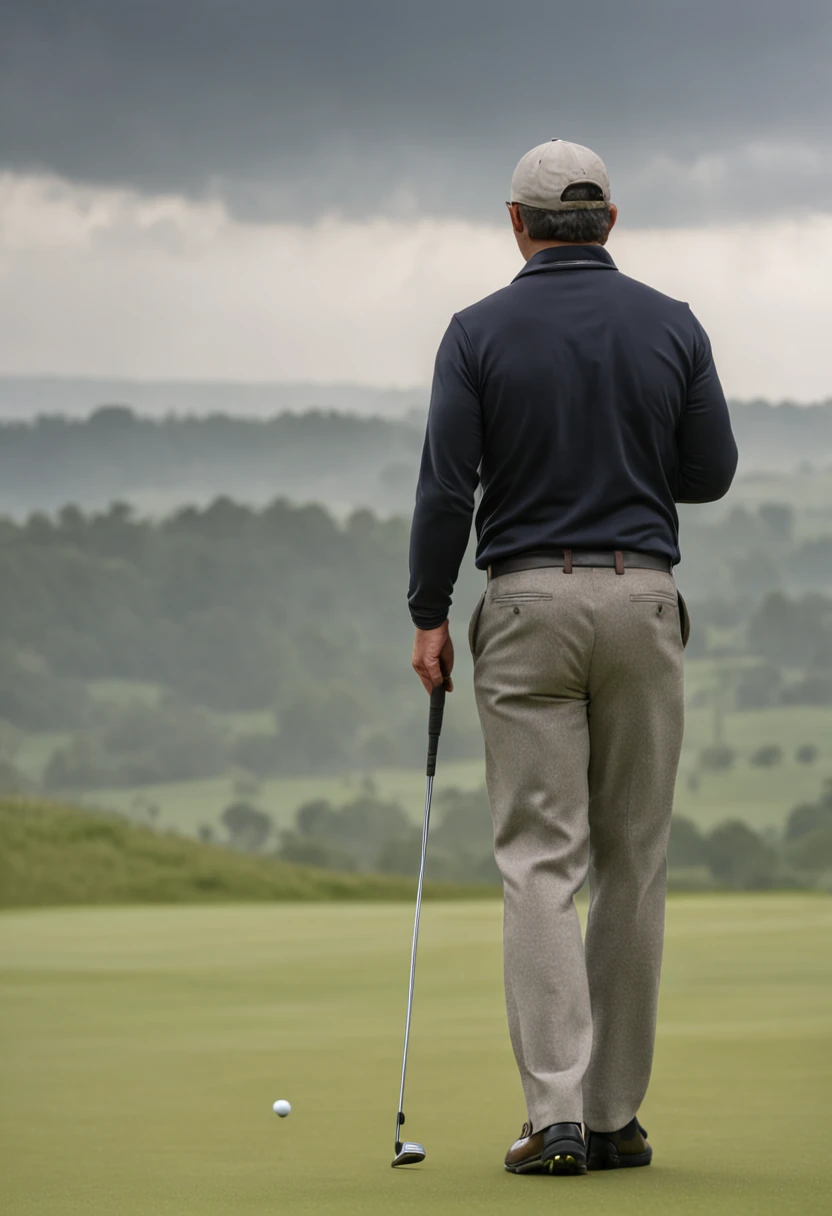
[614,550,624,575]
[563,548,573,574]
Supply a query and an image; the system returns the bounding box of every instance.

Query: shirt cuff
[409,611,449,631]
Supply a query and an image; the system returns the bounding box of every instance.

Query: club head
[391,1141,426,1168]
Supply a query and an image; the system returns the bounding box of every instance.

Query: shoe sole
[505,1149,588,1176]
[504,1156,545,1175]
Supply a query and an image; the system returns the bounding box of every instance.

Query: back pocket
[629,592,678,607]
[630,590,690,648]
[492,591,553,604]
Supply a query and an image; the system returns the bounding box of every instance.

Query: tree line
[0,496,830,787]
[211,780,832,891]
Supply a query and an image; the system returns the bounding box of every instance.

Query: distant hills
[0,376,427,422]
[0,382,829,518]
[0,407,425,516]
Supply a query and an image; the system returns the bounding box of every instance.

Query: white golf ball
[273,1099,292,1118]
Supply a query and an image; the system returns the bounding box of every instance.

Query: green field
[62,761,489,837]
[10,660,832,847]
[674,704,832,831]
[1,896,830,1215]
[719,467,832,536]
[38,703,832,844]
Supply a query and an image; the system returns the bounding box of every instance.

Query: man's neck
[522,239,602,263]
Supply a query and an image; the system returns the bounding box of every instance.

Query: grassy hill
[0,797,496,908]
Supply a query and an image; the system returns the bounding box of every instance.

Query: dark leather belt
[487,549,672,579]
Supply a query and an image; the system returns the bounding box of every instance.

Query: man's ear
[508,202,525,235]
[608,204,618,233]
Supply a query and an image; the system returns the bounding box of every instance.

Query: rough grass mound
[0,797,497,907]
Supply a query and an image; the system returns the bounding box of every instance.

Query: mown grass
[1,896,829,1215]
[0,797,498,908]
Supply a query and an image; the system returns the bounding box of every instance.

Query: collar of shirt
[512,243,617,282]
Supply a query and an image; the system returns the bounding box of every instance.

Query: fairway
[1,897,830,1215]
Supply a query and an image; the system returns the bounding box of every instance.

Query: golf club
[391,681,446,1169]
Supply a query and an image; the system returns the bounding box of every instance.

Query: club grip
[426,683,446,777]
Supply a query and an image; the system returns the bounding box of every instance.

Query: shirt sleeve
[407,316,482,629]
[675,315,739,503]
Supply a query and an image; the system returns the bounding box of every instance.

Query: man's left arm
[408,316,482,693]
[675,316,738,503]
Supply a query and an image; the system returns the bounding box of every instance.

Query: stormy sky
[0,1,830,399]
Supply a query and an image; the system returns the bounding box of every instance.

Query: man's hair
[517,182,612,245]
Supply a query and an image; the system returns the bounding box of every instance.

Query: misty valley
[1,399,832,898]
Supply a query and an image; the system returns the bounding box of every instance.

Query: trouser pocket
[677,590,691,649]
[491,591,553,603]
[628,593,678,606]
[468,591,487,660]
[629,590,690,648]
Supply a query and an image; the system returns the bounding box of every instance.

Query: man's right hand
[412,621,455,695]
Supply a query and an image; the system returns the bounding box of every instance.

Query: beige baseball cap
[510,139,610,210]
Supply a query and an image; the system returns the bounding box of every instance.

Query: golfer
[408,139,738,1175]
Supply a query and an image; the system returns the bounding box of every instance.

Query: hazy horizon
[0,374,830,426]
[0,374,428,421]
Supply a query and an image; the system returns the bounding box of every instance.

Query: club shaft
[395,773,433,1145]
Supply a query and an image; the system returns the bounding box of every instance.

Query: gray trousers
[469,565,686,1133]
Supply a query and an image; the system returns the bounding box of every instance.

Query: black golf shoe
[540,1122,587,1175]
[585,1116,652,1170]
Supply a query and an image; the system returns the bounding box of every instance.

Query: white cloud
[0,172,829,401]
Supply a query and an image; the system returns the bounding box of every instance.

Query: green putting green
[1,896,830,1215]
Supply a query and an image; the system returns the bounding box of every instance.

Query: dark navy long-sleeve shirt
[408,243,738,629]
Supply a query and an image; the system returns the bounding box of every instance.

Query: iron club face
[391,1141,426,1168]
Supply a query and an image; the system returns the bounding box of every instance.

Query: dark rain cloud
[1,0,830,226]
